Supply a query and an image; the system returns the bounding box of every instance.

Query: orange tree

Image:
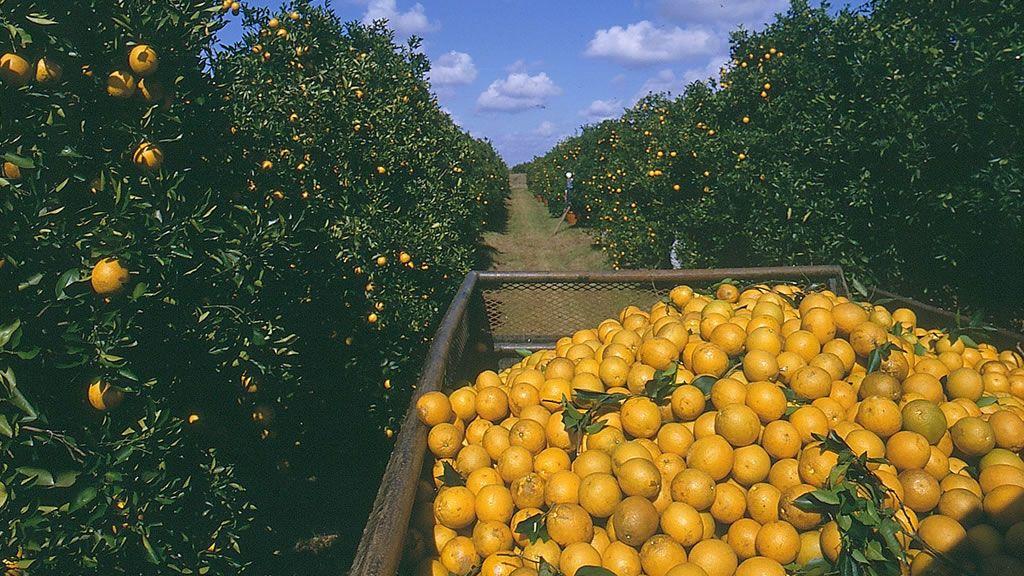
[212,0,509,563]
[0,1,258,573]
[521,0,1023,326]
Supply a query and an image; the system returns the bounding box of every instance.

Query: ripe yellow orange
[128,44,159,76]
[91,258,130,295]
[133,141,164,172]
[0,53,31,86]
[107,70,137,98]
[87,379,124,411]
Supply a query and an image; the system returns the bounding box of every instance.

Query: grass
[483,176,609,271]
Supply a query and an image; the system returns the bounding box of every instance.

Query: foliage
[520,0,1024,328]
[0,0,508,572]
[793,432,906,576]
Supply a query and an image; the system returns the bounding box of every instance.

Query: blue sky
[218,1,851,165]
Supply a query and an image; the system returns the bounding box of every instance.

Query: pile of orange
[410,283,1024,576]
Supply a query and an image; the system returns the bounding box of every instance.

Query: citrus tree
[522,0,1023,327]
[0,1,258,573]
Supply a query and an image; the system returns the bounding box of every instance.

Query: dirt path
[484,175,609,271]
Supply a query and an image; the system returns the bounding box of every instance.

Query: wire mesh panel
[481,281,666,348]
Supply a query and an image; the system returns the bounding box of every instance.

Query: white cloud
[535,121,557,137]
[682,54,729,84]
[585,21,718,66]
[362,0,438,36]
[477,72,562,113]
[635,69,683,99]
[579,99,622,123]
[659,0,788,28]
[430,51,477,85]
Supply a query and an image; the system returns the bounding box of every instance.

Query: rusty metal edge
[350,272,479,576]
[475,265,846,286]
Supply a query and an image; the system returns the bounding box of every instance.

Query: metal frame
[350,266,1023,576]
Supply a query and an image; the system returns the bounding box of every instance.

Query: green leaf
[0,367,38,420]
[513,512,549,544]
[17,466,55,487]
[976,396,998,408]
[2,153,34,169]
[515,348,532,358]
[142,533,163,563]
[25,13,58,25]
[0,319,20,348]
[913,343,927,356]
[691,374,716,395]
[850,277,869,298]
[435,461,466,487]
[69,485,98,512]
[0,414,12,437]
[958,334,978,348]
[55,268,80,299]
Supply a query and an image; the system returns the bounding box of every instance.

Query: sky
[217,1,852,165]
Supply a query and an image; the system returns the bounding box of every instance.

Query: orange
[639,535,687,576]
[91,258,130,295]
[801,307,837,344]
[746,482,781,524]
[687,435,735,481]
[809,352,846,381]
[87,380,124,411]
[456,445,491,475]
[522,539,562,569]
[949,416,995,457]
[798,442,839,487]
[670,468,717,511]
[789,405,829,444]
[128,44,159,77]
[535,447,571,479]
[611,496,659,547]
[768,459,802,492]
[989,410,1024,451]
[428,423,464,459]
[979,464,1024,492]
[692,344,730,377]
[451,387,479,421]
[710,378,747,409]
[917,514,967,554]
[849,321,887,357]
[434,486,477,529]
[726,518,762,560]
[901,399,948,444]
[476,387,510,422]
[657,422,695,457]
[899,469,940,513]
[846,428,885,463]
[106,69,137,98]
[936,488,983,525]
[778,484,822,530]
[688,538,738,576]
[885,431,931,471]
[784,330,821,362]
[546,503,594,546]
[984,484,1024,526]
[472,521,514,557]
[856,396,902,438]
[715,404,762,447]
[946,368,984,401]
[616,458,662,499]
[496,445,532,483]
[539,378,574,411]
[746,326,783,355]
[761,420,801,460]
[858,372,902,401]
[671,385,707,422]
[819,520,841,562]
[440,536,479,575]
[660,501,703,546]
[602,541,642,576]
[481,554,522,576]
[639,337,680,371]
[476,484,515,523]
[599,357,630,388]
[573,450,613,477]
[710,481,747,524]
[755,520,800,564]
[832,302,870,335]
[545,470,581,505]
[0,52,32,86]
[789,365,833,400]
[746,382,787,423]
[510,472,545,509]
[710,323,747,356]
[621,396,662,439]
[732,445,771,486]
[743,350,779,382]
[735,557,785,576]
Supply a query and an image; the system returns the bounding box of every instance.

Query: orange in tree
[0,52,31,86]
[87,379,124,411]
[3,161,21,181]
[91,258,129,295]
[128,44,159,76]
[133,141,164,172]
[107,70,137,98]
[35,56,62,84]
